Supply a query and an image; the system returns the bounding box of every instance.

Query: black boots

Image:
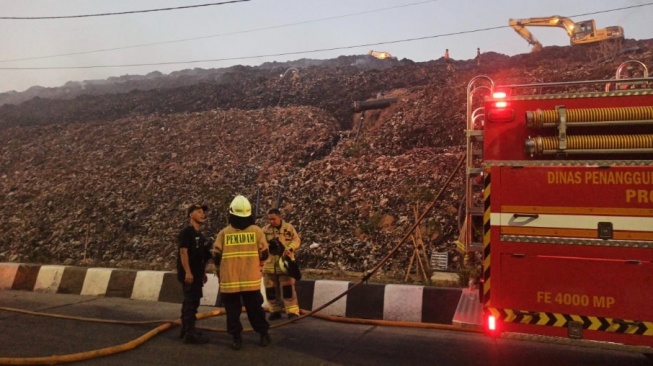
[230,333,270,349]
[183,330,209,344]
[268,312,282,321]
[260,333,271,347]
[231,335,243,350]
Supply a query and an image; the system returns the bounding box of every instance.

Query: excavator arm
[509,16,577,52]
[509,19,543,52]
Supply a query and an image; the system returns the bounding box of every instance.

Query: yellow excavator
[367,50,396,60]
[509,16,624,52]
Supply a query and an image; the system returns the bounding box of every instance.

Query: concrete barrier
[0,262,464,325]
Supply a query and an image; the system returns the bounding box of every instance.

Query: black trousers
[221,290,269,337]
[181,282,203,332]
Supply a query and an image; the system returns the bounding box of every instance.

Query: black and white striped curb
[0,262,463,324]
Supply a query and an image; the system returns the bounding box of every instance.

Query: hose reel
[525,105,653,156]
[525,134,653,155]
[527,106,653,128]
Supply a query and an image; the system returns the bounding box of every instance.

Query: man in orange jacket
[263,208,301,320]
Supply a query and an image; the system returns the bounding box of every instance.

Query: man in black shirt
[177,203,212,344]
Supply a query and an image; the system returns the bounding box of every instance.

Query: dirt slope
[1,40,651,279]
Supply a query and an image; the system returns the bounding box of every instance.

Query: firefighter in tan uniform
[263,208,301,320]
[213,195,271,350]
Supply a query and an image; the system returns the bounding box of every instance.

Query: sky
[0,0,652,93]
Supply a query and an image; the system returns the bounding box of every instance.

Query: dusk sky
[0,0,651,93]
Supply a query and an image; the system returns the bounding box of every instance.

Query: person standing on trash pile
[177,203,212,344]
[444,48,453,71]
[213,195,271,350]
[262,208,302,321]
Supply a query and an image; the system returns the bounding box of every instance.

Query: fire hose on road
[0,154,467,364]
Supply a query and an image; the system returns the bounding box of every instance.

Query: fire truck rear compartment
[490,164,653,347]
[497,251,653,321]
[492,247,653,347]
[468,67,653,351]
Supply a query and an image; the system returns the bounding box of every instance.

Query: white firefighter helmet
[278,256,290,275]
[229,195,252,217]
[278,255,302,280]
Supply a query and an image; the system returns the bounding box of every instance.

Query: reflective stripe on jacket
[214,224,267,293]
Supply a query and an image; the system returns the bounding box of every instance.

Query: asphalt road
[0,291,651,366]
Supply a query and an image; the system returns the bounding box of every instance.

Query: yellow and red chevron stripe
[488,307,653,336]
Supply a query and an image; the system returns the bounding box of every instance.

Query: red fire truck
[463,60,653,353]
